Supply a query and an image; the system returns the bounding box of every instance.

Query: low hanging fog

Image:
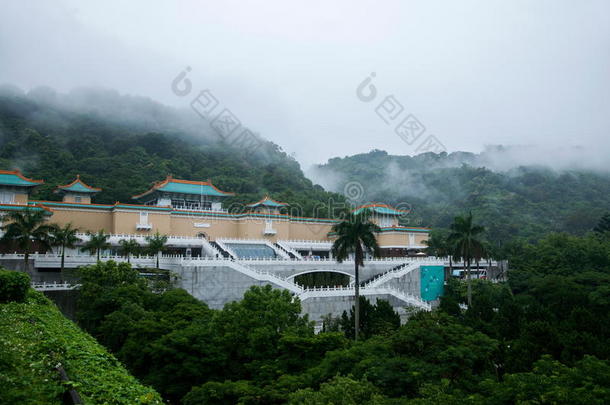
[0,0,608,173]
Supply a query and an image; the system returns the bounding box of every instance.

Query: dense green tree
[331,210,381,340]
[119,238,141,263]
[288,376,384,405]
[480,355,610,404]
[593,213,610,235]
[80,230,111,261]
[0,208,54,267]
[213,285,313,382]
[316,150,610,242]
[0,89,348,218]
[448,212,485,306]
[339,297,401,340]
[423,230,448,257]
[145,231,168,268]
[48,222,80,273]
[424,229,454,273]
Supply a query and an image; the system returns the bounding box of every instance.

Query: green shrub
[0,290,163,404]
[0,269,30,303]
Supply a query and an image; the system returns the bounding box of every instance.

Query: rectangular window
[0,192,15,204]
[74,196,82,203]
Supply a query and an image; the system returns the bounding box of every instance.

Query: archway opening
[293,272,350,288]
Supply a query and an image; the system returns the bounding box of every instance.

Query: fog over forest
[1,0,608,168]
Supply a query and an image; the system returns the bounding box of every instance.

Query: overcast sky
[1,0,608,167]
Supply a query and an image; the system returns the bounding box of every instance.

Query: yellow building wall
[13,193,29,205]
[62,195,92,204]
[271,220,291,241]
[20,203,429,246]
[231,217,292,242]
[288,221,333,241]
[170,214,240,239]
[236,219,267,240]
[415,233,428,245]
[47,208,113,233]
[377,231,429,247]
[112,211,171,235]
[148,212,171,235]
[377,232,408,247]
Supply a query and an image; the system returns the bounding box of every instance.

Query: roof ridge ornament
[55,175,101,194]
[132,175,234,200]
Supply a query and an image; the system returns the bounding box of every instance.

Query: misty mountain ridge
[312,149,610,242]
[0,84,223,144]
[1,85,608,241]
[0,85,345,217]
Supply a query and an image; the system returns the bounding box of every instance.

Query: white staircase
[276,241,304,260]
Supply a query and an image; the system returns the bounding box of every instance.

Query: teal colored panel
[420,265,444,301]
[159,182,229,196]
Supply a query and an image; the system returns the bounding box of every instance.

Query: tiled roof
[56,175,101,194]
[0,170,43,187]
[247,196,288,208]
[132,175,234,199]
[379,226,430,233]
[2,203,52,215]
[353,203,409,216]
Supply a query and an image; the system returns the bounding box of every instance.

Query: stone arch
[287,269,355,281]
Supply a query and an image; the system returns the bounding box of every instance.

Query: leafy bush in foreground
[0,268,30,303]
[0,289,162,404]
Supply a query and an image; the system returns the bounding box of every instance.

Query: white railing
[31,281,81,291]
[231,263,302,294]
[297,285,431,311]
[200,238,223,258]
[181,259,303,294]
[0,253,452,265]
[275,241,304,260]
[214,240,237,259]
[217,237,274,244]
[362,262,421,288]
[281,240,333,250]
[216,238,290,260]
[171,205,228,213]
[74,233,209,243]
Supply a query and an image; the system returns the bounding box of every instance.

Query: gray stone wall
[300,293,421,324]
[176,264,425,324]
[178,265,285,309]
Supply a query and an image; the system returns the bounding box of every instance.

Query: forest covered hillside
[2,86,609,241]
[0,278,162,404]
[0,87,345,218]
[312,149,610,242]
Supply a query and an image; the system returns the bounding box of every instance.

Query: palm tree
[145,231,168,268]
[49,223,81,273]
[423,231,447,257]
[119,238,140,264]
[81,230,111,261]
[331,209,380,340]
[0,208,55,268]
[448,212,485,306]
